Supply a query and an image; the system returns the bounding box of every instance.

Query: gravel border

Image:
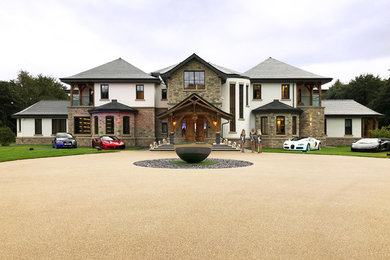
[133,158,253,169]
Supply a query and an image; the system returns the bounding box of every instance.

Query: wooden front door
[185,118,195,142]
[195,117,204,142]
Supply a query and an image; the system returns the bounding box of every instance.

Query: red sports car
[92,136,125,150]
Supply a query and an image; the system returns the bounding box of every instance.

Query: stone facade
[67,106,92,146]
[16,136,53,145]
[326,137,360,147]
[299,106,326,144]
[255,112,300,148]
[134,107,156,146]
[167,59,223,108]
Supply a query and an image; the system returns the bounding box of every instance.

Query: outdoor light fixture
[173,121,177,126]
[213,121,217,127]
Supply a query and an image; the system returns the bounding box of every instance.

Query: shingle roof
[322,100,383,116]
[60,58,160,84]
[252,99,302,114]
[12,100,69,118]
[88,99,138,113]
[243,57,332,84]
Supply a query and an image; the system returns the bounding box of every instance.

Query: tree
[0,71,68,132]
[0,127,16,146]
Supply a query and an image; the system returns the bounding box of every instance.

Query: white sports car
[283,137,322,151]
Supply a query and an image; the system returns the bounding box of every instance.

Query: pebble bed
[134,158,253,169]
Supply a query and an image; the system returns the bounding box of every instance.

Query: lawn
[0,145,143,163]
[261,146,390,159]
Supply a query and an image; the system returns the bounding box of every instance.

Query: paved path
[0,151,389,259]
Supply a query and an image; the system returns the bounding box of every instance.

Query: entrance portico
[157,94,232,144]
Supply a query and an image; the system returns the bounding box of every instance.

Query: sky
[0,0,389,88]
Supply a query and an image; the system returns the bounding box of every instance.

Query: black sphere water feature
[174,143,212,163]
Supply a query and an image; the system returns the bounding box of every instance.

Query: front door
[185,117,195,142]
[195,117,204,142]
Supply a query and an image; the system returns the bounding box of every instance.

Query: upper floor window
[282,84,290,99]
[101,84,109,99]
[246,85,249,106]
[136,85,144,99]
[253,84,261,99]
[276,116,285,135]
[345,119,352,135]
[184,71,205,89]
[161,89,167,100]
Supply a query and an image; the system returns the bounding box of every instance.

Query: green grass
[0,144,142,163]
[170,160,217,166]
[259,146,390,159]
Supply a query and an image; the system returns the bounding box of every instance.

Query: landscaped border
[134,158,253,169]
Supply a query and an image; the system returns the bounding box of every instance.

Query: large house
[12,54,382,148]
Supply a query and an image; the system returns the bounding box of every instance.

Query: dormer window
[184,71,205,89]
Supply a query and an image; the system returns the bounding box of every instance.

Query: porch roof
[252,99,303,114]
[12,100,69,118]
[60,58,160,84]
[322,100,383,116]
[88,99,138,113]
[157,93,232,120]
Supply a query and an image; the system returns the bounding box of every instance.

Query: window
[18,118,21,132]
[162,122,168,133]
[239,84,244,119]
[35,119,42,135]
[324,119,327,135]
[123,116,130,134]
[74,117,91,134]
[94,116,99,135]
[292,116,297,135]
[276,116,285,135]
[229,84,236,132]
[253,84,261,99]
[136,85,144,99]
[184,71,205,89]
[161,89,167,100]
[106,116,114,134]
[101,84,109,99]
[246,85,249,106]
[52,119,66,134]
[261,116,268,135]
[345,119,352,135]
[282,84,290,99]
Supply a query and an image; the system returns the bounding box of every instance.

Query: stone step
[150,144,239,151]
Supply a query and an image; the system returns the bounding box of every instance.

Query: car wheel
[306,144,310,152]
[318,143,322,150]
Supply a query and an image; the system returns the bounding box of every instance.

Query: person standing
[240,129,246,153]
[257,129,262,153]
[250,128,256,153]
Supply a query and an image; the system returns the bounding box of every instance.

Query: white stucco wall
[17,118,68,137]
[94,83,156,107]
[326,117,362,137]
[249,82,295,109]
[221,78,251,138]
[155,84,168,109]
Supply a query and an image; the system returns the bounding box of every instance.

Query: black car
[52,133,77,149]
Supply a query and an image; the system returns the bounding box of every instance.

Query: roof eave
[249,78,333,84]
[60,78,160,84]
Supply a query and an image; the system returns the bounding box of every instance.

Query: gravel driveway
[0,151,389,259]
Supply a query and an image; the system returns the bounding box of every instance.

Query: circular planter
[174,143,212,163]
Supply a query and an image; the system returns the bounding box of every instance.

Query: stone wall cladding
[326,137,360,147]
[254,113,300,148]
[135,107,155,146]
[67,106,92,146]
[299,107,325,138]
[16,137,53,145]
[90,112,136,138]
[167,60,222,108]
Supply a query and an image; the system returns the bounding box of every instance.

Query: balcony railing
[297,95,320,107]
[72,96,93,106]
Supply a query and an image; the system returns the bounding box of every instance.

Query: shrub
[369,126,390,138]
[0,127,16,146]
